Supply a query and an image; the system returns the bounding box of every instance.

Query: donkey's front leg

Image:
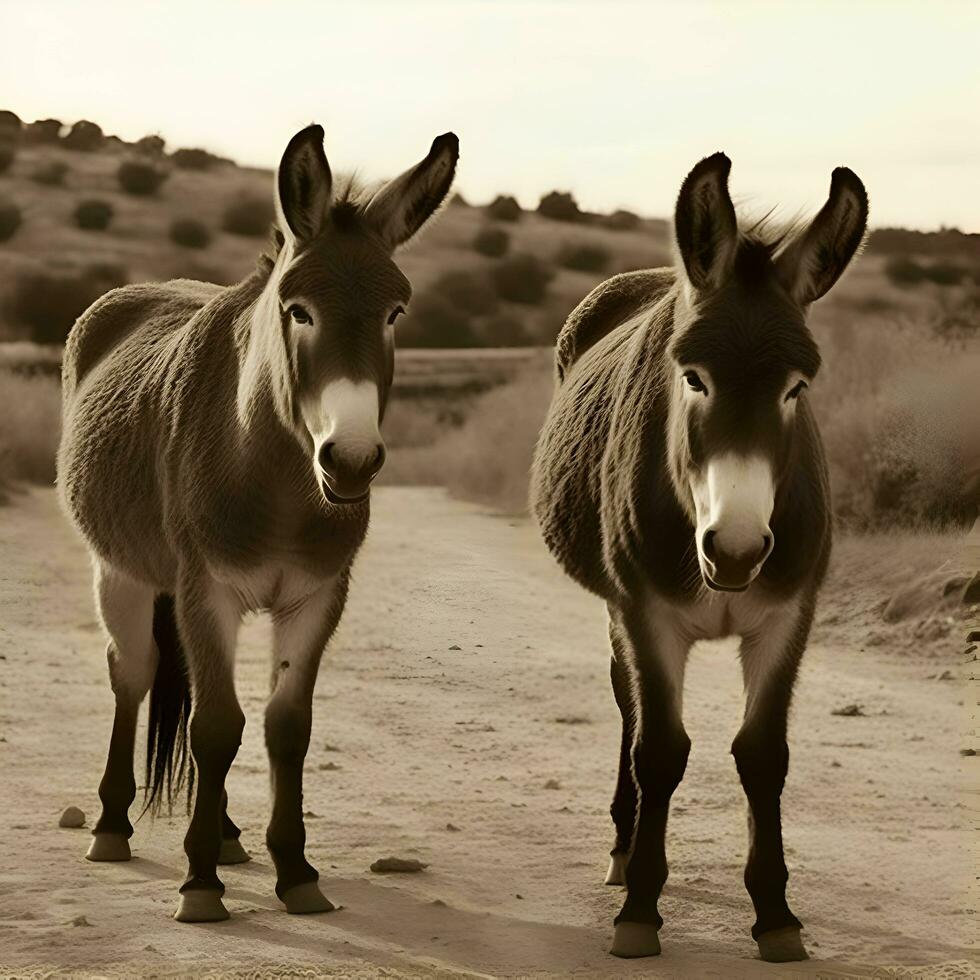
[609,600,691,959]
[265,573,349,914]
[732,600,812,962]
[174,576,244,923]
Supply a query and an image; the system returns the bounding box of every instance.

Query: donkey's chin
[318,476,370,507]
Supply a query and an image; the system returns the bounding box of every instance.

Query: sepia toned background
[0,1,976,977]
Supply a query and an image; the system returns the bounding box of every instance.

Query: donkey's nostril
[702,529,717,563]
[318,442,336,474]
[369,443,386,476]
[758,534,773,563]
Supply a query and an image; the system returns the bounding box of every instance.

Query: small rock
[554,715,590,725]
[959,748,976,757]
[319,762,341,771]
[515,893,524,900]
[370,856,428,873]
[445,822,461,832]
[431,898,447,907]
[831,704,865,717]
[543,778,561,790]
[71,915,92,927]
[448,644,462,651]
[831,761,842,768]
[935,670,955,681]
[59,806,85,828]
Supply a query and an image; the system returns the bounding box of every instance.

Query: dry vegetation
[0,111,977,534]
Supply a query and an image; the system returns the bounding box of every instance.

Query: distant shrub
[3,262,128,344]
[397,293,480,347]
[448,191,469,207]
[134,134,166,157]
[601,209,641,231]
[117,159,168,195]
[74,199,114,231]
[0,144,15,173]
[473,226,510,258]
[62,119,104,152]
[556,241,611,273]
[491,253,554,305]
[222,195,274,236]
[30,160,69,186]
[433,269,499,316]
[538,190,583,223]
[0,373,61,493]
[923,261,966,286]
[172,147,218,170]
[170,218,212,249]
[486,195,521,223]
[0,199,22,242]
[0,110,22,137]
[884,257,925,287]
[26,119,62,144]
[483,312,532,346]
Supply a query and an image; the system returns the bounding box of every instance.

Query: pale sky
[3,0,978,230]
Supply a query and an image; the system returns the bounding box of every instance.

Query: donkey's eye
[387,305,405,326]
[683,370,708,395]
[785,380,808,401]
[287,305,312,325]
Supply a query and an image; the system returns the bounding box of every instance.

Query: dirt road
[0,487,975,978]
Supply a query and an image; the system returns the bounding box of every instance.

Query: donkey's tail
[142,594,195,816]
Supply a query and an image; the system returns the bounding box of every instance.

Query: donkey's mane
[730,212,803,287]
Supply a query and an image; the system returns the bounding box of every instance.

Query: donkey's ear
[776,168,868,305]
[363,133,459,248]
[276,125,333,242]
[674,152,739,292]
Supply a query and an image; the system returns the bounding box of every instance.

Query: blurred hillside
[0,111,977,530]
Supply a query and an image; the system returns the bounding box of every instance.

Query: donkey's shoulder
[63,279,223,393]
[555,268,675,382]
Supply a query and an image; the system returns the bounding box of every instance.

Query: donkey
[531,154,867,961]
[58,124,458,922]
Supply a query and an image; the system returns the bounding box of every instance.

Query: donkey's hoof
[281,881,335,915]
[85,833,131,862]
[610,921,661,958]
[174,891,229,923]
[217,838,251,865]
[757,926,808,962]
[604,852,627,886]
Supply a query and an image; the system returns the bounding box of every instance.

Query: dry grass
[0,372,60,499]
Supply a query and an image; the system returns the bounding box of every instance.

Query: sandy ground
[0,487,975,979]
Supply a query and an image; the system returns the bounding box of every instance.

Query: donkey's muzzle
[317,441,386,504]
[701,528,773,591]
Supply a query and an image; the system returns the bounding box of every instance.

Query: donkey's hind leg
[265,574,348,914]
[605,631,637,887]
[88,563,158,862]
[608,599,691,959]
[732,600,811,963]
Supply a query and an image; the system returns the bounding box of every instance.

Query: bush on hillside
[0,144,15,173]
[924,261,966,286]
[884,257,925,287]
[30,160,69,186]
[0,199,22,242]
[117,159,168,195]
[62,119,104,152]
[0,110,22,138]
[486,195,521,222]
[600,209,641,231]
[472,226,510,258]
[134,134,166,157]
[432,269,499,316]
[491,253,554,305]
[221,195,274,236]
[74,199,114,231]
[448,191,469,207]
[170,218,212,249]
[26,119,62,144]
[483,312,532,346]
[172,147,219,170]
[538,190,582,223]
[556,241,611,273]
[3,262,128,344]
[397,293,480,347]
